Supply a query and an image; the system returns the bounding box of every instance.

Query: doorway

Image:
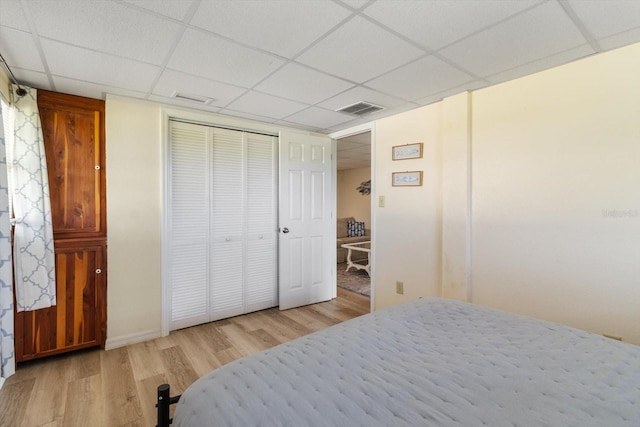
[335,131,373,303]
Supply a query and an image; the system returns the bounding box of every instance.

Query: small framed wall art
[392,171,423,187]
[392,142,423,160]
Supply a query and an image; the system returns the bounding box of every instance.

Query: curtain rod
[0,51,27,97]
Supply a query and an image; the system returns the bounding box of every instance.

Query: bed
[157,297,640,426]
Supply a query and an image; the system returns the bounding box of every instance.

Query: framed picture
[392,171,423,187]
[392,143,423,160]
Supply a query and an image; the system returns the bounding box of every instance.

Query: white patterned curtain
[10,86,56,311]
[0,98,15,382]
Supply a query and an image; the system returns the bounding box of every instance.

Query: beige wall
[441,92,471,302]
[105,98,163,346]
[0,66,11,102]
[337,167,371,228]
[366,42,640,344]
[471,43,640,344]
[373,105,443,309]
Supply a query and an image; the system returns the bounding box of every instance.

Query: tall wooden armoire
[14,90,107,361]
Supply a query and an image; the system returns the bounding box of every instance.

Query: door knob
[282,227,290,234]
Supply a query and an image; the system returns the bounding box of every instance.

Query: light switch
[379,195,385,208]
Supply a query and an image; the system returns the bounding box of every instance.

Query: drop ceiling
[337,131,371,170]
[1,0,640,137]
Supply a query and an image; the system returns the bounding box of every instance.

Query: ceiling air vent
[336,101,384,116]
[171,91,215,105]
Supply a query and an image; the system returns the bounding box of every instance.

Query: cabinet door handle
[95,269,102,274]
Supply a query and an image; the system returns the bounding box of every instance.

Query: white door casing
[278,131,335,310]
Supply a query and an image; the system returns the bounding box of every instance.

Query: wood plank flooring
[0,288,370,427]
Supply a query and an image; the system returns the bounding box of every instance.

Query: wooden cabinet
[16,241,106,360]
[15,90,107,362]
[38,91,106,238]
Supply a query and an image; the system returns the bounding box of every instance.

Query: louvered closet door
[210,128,245,320]
[169,121,210,330]
[209,129,278,320]
[169,121,278,329]
[245,133,277,313]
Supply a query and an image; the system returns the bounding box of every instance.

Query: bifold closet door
[169,121,211,330]
[169,121,277,330]
[210,128,278,320]
[210,128,245,320]
[245,133,278,314]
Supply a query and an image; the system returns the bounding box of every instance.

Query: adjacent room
[336,131,371,298]
[0,1,639,426]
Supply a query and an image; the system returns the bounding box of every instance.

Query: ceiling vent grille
[171,91,215,105]
[336,101,384,116]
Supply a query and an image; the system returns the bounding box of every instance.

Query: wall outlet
[396,281,404,295]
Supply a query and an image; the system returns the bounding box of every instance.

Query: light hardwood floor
[0,288,370,427]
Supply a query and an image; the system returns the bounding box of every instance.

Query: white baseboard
[105,329,163,350]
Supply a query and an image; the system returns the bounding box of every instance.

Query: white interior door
[279,131,335,310]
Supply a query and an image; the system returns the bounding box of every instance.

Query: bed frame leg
[157,383,171,427]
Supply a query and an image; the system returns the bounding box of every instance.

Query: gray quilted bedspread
[174,298,640,426]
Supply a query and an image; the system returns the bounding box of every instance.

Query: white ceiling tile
[439,1,587,78]
[219,108,279,124]
[123,0,196,21]
[42,40,160,92]
[366,56,475,101]
[167,29,285,88]
[484,44,595,85]
[296,16,425,83]
[285,107,353,129]
[11,69,51,91]
[26,0,181,65]
[363,0,541,50]
[52,76,149,100]
[598,27,640,51]
[190,0,351,58]
[274,120,323,133]
[568,0,640,40]
[255,63,354,104]
[153,69,246,107]
[226,91,307,120]
[327,117,372,134]
[0,0,29,31]
[368,102,422,120]
[317,86,406,111]
[414,80,488,106]
[0,27,45,72]
[337,0,370,10]
[147,94,222,113]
